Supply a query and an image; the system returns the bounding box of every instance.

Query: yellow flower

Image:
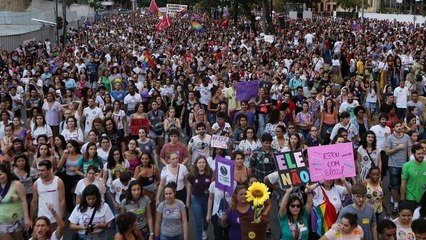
[246,182,270,207]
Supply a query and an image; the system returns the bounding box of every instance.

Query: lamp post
[361,0,364,23]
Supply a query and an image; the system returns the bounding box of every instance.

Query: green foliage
[336,0,369,10]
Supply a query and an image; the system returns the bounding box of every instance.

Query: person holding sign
[278,184,315,240]
[319,212,364,240]
[249,133,278,184]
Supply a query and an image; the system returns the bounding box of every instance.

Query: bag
[311,187,337,236]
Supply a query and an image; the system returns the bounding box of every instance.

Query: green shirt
[402,160,426,203]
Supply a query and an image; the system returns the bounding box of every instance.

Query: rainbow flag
[191,21,203,32]
[143,50,156,69]
[311,203,337,236]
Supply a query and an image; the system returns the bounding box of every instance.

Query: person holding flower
[279,185,314,240]
[221,184,252,240]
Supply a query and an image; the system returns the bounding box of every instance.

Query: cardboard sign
[274,151,310,187]
[211,135,229,149]
[307,143,356,181]
[215,156,235,195]
[236,80,259,101]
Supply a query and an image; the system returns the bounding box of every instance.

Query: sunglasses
[290,204,301,208]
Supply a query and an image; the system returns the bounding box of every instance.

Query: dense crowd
[0,8,425,240]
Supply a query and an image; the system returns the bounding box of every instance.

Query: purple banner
[236,80,259,101]
[215,156,235,196]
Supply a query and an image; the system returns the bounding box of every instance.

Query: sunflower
[246,182,270,207]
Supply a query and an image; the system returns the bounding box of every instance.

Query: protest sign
[215,156,235,195]
[166,4,187,17]
[236,80,259,101]
[264,35,275,43]
[274,151,310,187]
[211,135,229,149]
[307,143,356,181]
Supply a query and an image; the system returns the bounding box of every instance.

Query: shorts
[364,102,377,113]
[388,166,402,188]
[0,220,23,234]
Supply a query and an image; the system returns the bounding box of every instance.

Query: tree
[336,0,369,11]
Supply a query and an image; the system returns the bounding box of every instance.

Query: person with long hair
[237,127,261,167]
[128,102,147,139]
[32,143,57,173]
[30,204,65,240]
[0,123,13,154]
[363,167,390,222]
[265,108,286,138]
[364,80,381,123]
[31,114,54,148]
[137,128,157,160]
[233,151,252,185]
[96,136,111,163]
[12,117,27,141]
[279,185,314,240]
[52,135,66,163]
[272,125,289,152]
[393,201,415,239]
[155,182,188,240]
[42,92,62,136]
[187,156,214,240]
[114,212,142,240]
[0,163,32,239]
[60,116,84,145]
[320,98,338,144]
[76,142,104,177]
[69,184,114,240]
[120,181,153,240]
[319,212,364,240]
[74,165,105,205]
[312,178,352,216]
[164,107,182,143]
[13,154,37,208]
[101,117,125,152]
[156,152,190,209]
[124,139,141,176]
[112,100,128,137]
[357,130,382,180]
[221,184,252,240]
[295,102,313,139]
[134,153,159,213]
[288,133,303,151]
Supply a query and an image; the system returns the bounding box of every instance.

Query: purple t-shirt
[226,207,254,240]
[187,173,212,197]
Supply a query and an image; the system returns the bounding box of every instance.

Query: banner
[215,156,235,195]
[149,0,159,13]
[166,4,188,17]
[236,80,259,101]
[211,135,229,149]
[274,151,310,187]
[307,143,356,181]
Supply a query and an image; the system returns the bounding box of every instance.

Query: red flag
[156,15,171,32]
[149,0,159,13]
[220,18,230,28]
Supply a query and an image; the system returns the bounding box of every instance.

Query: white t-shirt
[124,93,142,112]
[313,185,346,213]
[393,86,409,108]
[370,125,391,150]
[32,125,53,145]
[211,122,232,135]
[74,180,104,200]
[110,178,135,203]
[82,107,104,132]
[160,164,188,191]
[61,128,84,142]
[188,134,212,164]
[68,203,114,235]
[304,33,314,44]
[208,181,235,217]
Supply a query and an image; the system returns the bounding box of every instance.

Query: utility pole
[62,0,67,49]
[361,0,364,23]
[55,0,59,46]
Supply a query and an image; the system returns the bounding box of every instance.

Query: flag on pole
[157,15,171,32]
[143,50,156,68]
[149,0,159,13]
[220,18,230,28]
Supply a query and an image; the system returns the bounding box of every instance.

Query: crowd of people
[0,7,425,240]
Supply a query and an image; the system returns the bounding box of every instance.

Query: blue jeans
[160,233,184,240]
[257,113,267,136]
[191,195,209,240]
[388,167,402,188]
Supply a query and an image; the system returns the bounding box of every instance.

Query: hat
[114,78,122,83]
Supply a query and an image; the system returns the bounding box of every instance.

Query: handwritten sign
[236,80,259,101]
[211,135,229,149]
[215,156,235,195]
[274,151,310,187]
[307,143,356,181]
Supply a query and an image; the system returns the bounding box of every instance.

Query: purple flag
[236,80,260,101]
[215,156,235,196]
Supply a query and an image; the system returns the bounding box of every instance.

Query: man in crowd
[401,144,426,204]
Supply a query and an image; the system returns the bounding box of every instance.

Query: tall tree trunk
[262,0,274,34]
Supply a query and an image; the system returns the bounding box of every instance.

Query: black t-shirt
[379,102,396,114]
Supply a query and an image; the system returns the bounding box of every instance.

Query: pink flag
[149,0,159,13]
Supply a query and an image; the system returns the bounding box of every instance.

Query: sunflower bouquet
[246,182,271,223]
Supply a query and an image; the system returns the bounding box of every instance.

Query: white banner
[166,4,187,17]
